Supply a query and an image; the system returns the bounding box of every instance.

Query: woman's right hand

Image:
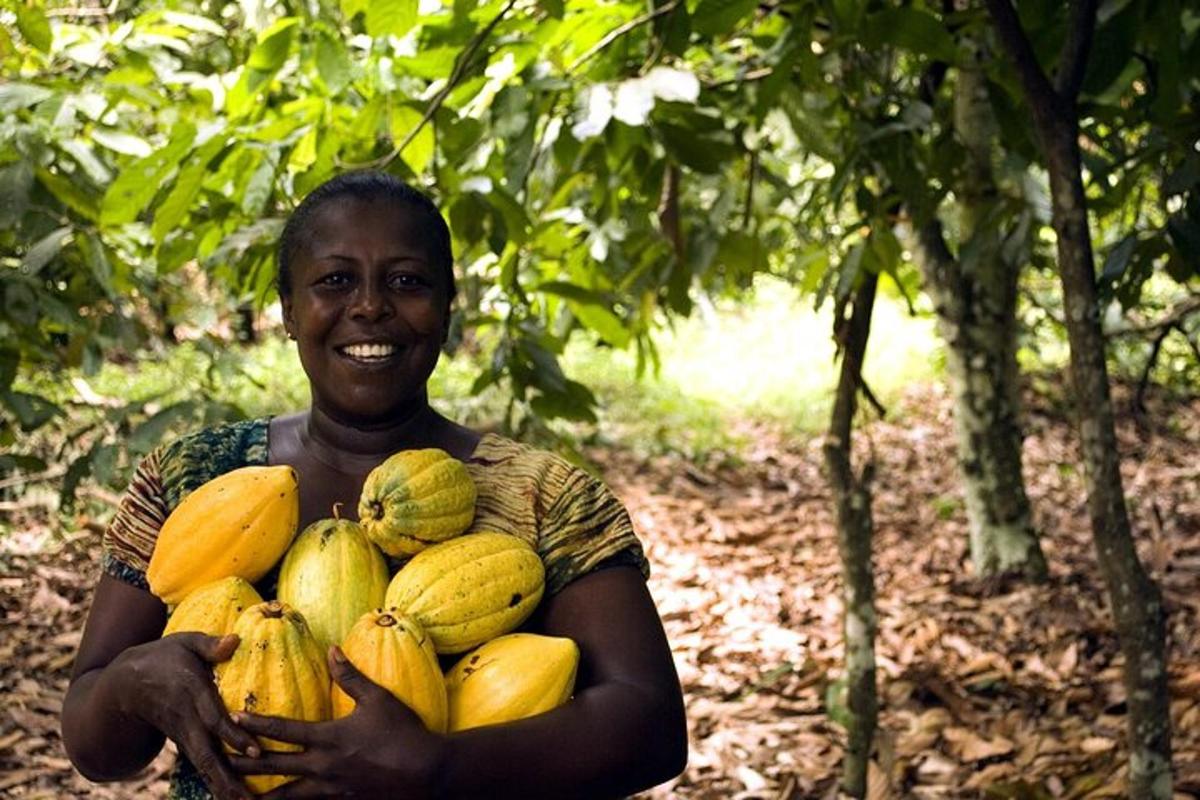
[105,632,260,800]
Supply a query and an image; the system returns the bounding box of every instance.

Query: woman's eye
[316,272,350,287]
[389,273,427,289]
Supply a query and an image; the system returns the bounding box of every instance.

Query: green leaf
[101,122,197,228]
[691,0,757,37]
[367,0,419,38]
[35,167,100,222]
[0,83,53,112]
[241,150,278,215]
[1100,234,1138,284]
[390,105,435,175]
[22,227,72,274]
[0,350,18,393]
[152,134,228,243]
[77,232,114,293]
[569,301,630,347]
[315,29,353,94]
[863,8,958,63]
[2,390,63,432]
[248,17,300,72]
[0,161,34,227]
[15,4,52,53]
[656,121,736,174]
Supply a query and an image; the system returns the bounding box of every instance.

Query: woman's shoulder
[155,417,271,507]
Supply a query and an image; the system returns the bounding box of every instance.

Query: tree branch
[568,1,680,74]
[339,0,518,172]
[983,0,1062,127]
[1054,0,1099,101]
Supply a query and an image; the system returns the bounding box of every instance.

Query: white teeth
[342,343,396,359]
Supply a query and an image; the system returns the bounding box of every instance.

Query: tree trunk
[913,55,1047,580]
[986,2,1173,794]
[823,273,879,798]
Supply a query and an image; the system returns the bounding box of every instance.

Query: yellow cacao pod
[357,449,476,557]
[384,532,545,654]
[445,633,579,732]
[147,465,300,606]
[276,516,389,652]
[215,600,331,796]
[161,577,263,638]
[332,610,448,733]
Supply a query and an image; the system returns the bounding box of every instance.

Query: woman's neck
[301,401,446,473]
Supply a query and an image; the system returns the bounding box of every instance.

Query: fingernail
[332,646,347,664]
[246,744,260,758]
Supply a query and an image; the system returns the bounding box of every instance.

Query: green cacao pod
[333,610,447,732]
[357,449,476,557]
[161,576,263,638]
[276,514,389,652]
[445,633,579,731]
[215,601,331,795]
[384,532,545,654]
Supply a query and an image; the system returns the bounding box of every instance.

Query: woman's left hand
[227,648,445,800]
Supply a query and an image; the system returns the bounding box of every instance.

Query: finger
[328,645,383,703]
[232,712,322,747]
[169,632,241,663]
[227,749,317,778]
[193,692,261,758]
[180,736,252,800]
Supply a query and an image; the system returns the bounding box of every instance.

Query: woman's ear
[281,295,296,340]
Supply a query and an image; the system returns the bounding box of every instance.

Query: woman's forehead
[303,197,437,253]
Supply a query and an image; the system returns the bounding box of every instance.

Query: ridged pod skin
[276,517,389,652]
[215,601,331,795]
[333,610,447,733]
[147,466,300,606]
[445,633,579,732]
[357,449,476,557]
[161,577,264,638]
[384,532,545,654]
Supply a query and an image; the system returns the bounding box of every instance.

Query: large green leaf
[14,4,52,53]
[367,0,419,38]
[152,134,228,243]
[691,0,757,37]
[101,122,197,227]
[248,17,300,72]
[863,8,958,63]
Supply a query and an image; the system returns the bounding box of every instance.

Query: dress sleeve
[537,466,650,596]
[101,448,169,591]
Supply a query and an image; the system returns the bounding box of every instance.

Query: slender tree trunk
[913,54,1046,580]
[823,273,879,798]
[986,2,1173,794]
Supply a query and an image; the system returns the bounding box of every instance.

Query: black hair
[276,171,455,302]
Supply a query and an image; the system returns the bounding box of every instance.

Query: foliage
[2,0,1197,499]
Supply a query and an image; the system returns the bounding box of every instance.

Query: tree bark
[823,273,879,798]
[985,2,1173,794]
[912,53,1047,580]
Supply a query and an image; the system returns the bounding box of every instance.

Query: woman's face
[281,196,451,426]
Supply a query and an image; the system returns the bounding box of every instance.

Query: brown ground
[1,380,1197,799]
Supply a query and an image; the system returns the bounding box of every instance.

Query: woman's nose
[348,282,393,321]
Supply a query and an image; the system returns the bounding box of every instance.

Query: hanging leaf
[101,122,197,227]
[152,134,228,243]
[247,17,300,72]
[367,0,419,38]
[691,0,757,37]
[390,104,435,175]
[21,227,73,274]
[863,8,958,63]
[14,4,52,53]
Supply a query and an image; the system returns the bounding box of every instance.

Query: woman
[61,172,688,800]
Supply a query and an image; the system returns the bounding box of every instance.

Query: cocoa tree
[985,0,1174,793]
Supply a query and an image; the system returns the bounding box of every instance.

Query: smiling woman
[61,171,688,800]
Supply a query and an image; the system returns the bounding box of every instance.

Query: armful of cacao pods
[62,574,260,800]
[229,566,688,800]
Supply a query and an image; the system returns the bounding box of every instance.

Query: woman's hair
[276,171,455,302]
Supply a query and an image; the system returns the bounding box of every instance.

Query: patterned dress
[101,418,649,799]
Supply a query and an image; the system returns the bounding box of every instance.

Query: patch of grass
[558,276,943,455]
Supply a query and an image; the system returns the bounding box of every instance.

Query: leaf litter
[0,381,1197,798]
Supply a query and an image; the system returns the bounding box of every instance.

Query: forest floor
[1,379,1198,799]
